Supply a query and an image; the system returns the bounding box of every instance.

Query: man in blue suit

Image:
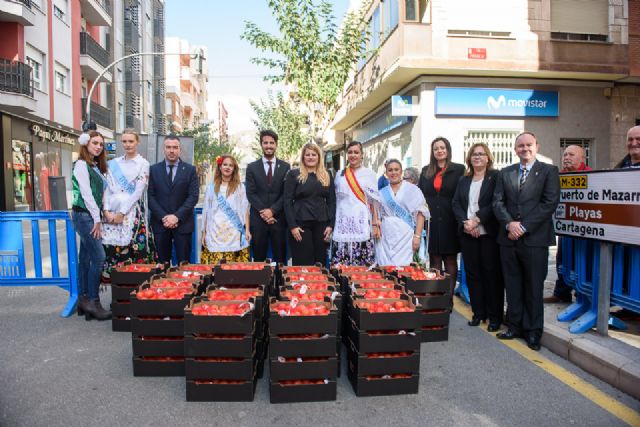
[148,134,199,264]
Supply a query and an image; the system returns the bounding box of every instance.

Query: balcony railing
[18,0,32,8]
[82,98,112,129]
[80,32,110,68]
[0,59,33,97]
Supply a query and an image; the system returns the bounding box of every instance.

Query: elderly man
[544,145,592,304]
[615,125,640,168]
[403,167,420,185]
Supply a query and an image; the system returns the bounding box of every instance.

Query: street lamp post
[83,51,202,132]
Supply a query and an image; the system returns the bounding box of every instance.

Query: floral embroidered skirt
[330,239,375,266]
[101,208,157,283]
[200,247,250,264]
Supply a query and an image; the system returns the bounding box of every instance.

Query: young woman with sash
[101,129,155,282]
[452,143,504,331]
[375,159,430,266]
[72,131,110,320]
[284,143,336,266]
[331,141,380,265]
[201,155,251,263]
[419,137,465,289]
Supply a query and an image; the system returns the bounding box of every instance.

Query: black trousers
[460,233,504,323]
[154,229,192,264]
[553,238,573,301]
[500,240,549,337]
[288,221,328,266]
[250,216,287,263]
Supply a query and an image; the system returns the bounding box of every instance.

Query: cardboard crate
[132,356,184,377]
[184,333,255,358]
[111,301,131,318]
[111,283,137,301]
[414,293,452,311]
[186,378,256,402]
[347,370,419,397]
[269,334,337,358]
[269,299,338,335]
[132,336,184,357]
[131,316,184,337]
[111,263,165,285]
[184,300,255,335]
[185,356,255,380]
[346,318,420,353]
[420,326,449,343]
[214,261,273,286]
[112,317,131,332]
[398,271,451,295]
[130,284,194,317]
[347,340,420,376]
[347,295,421,331]
[204,285,266,317]
[269,356,337,381]
[421,309,451,327]
[269,380,337,403]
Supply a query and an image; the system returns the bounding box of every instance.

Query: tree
[242,0,370,141]
[182,123,235,167]
[250,91,309,161]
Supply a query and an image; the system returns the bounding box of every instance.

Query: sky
[165,0,352,134]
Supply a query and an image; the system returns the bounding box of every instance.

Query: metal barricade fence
[610,244,640,314]
[0,211,78,317]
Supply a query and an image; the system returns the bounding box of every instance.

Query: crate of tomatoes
[213,260,273,287]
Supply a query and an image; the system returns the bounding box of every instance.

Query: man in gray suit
[492,132,560,351]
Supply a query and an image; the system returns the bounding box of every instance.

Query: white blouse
[467,179,487,236]
[103,154,150,214]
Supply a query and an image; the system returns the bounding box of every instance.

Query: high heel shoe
[77,295,89,316]
[84,299,112,321]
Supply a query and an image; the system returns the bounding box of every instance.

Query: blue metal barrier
[610,244,640,314]
[0,211,78,317]
[455,257,470,304]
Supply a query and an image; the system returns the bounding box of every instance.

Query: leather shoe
[467,317,482,326]
[487,323,500,332]
[527,334,541,351]
[496,329,521,340]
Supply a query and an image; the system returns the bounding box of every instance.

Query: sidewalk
[540,248,640,400]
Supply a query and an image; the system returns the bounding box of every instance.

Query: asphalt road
[1,286,638,427]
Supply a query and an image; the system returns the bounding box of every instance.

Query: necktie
[267,161,273,185]
[168,164,174,183]
[519,166,528,191]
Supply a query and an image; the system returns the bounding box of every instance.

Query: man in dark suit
[492,131,560,351]
[245,130,290,263]
[148,134,199,264]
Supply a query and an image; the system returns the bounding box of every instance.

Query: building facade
[164,37,208,133]
[331,0,637,173]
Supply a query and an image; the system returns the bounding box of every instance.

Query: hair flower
[216,156,223,165]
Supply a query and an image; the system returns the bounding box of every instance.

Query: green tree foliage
[242,0,370,137]
[250,91,309,161]
[182,123,235,167]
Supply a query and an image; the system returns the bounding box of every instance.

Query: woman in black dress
[419,137,465,289]
[284,143,336,265]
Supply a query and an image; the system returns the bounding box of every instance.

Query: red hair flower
[215,156,223,165]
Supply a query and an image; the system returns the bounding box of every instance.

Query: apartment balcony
[82,98,112,130]
[0,0,35,26]
[181,91,195,112]
[79,0,111,27]
[0,58,36,113]
[80,32,112,82]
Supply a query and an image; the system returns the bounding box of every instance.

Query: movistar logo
[487,95,506,109]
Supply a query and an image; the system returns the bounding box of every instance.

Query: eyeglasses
[471,152,488,157]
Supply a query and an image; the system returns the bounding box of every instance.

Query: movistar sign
[435,88,559,117]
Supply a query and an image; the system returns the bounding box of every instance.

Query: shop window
[560,138,592,166]
[464,130,521,170]
[12,140,33,211]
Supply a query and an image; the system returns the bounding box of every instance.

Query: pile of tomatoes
[279,356,329,363]
[285,274,328,281]
[349,272,385,281]
[206,290,261,301]
[288,282,333,290]
[167,271,203,278]
[191,302,251,316]
[119,264,154,272]
[281,291,332,301]
[356,300,413,313]
[278,379,327,386]
[357,289,402,299]
[277,333,326,340]
[399,270,441,280]
[149,280,193,289]
[355,281,396,289]
[337,265,368,273]
[365,373,412,380]
[181,264,213,272]
[283,266,322,273]
[136,288,192,300]
[271,302,330,316]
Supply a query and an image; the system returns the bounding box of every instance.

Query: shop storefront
[1,113,77,211]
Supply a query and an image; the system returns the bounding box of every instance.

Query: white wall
[23,3,50,121]
[51,8,74,127]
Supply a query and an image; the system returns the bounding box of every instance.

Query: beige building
[331,0,639,172]
[165,37,208,133]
